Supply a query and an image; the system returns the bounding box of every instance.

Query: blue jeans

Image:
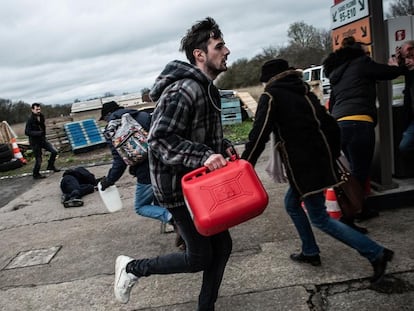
[284,186,383,262]
[127,204,233,311]
[134,183,172,223]
[399,120,414,153]
[338,120,375,186]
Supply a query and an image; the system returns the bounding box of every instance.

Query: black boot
[290,253,321,266]
[355,207,379,222]
[47,165,61,172]
[371,248,394,284]
[63,198,83,208]
[33,173,46,179]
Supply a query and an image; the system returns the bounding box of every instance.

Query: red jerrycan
[182,158,269,236]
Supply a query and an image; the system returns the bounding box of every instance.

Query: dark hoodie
[148,60,223,208]
[242,70,341,198]
[25,112,46,146]
[323,46,405,125]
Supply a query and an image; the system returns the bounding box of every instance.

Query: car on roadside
[302,65,331,94]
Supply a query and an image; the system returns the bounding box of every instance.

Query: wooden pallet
[46,117,73,152]
[236,92,258,118]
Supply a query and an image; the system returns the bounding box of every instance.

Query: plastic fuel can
[182,159,268,236]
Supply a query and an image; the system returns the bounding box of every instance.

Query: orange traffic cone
[11,137,27,164]
[325,188,341,219]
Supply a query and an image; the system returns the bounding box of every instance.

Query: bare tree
[288,21,320,49]
[318,29,333,55]
[282,22,332,68]
[217,21,332,88]
[386,0,414,18]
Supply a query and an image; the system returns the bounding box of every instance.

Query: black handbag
[333,159,365,219]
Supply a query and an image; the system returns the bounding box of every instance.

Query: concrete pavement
[1,147,414,311]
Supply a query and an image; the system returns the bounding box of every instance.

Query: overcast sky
[0,0,393,106]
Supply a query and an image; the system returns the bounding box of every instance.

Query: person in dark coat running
[242,58,394,285]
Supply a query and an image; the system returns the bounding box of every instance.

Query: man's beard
[206,60,227,78]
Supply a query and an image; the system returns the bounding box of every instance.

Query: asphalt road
[1,142,414,310]
[0,175,34,208]
[1,155,414,310]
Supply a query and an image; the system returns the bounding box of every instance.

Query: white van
[302,65,331,94]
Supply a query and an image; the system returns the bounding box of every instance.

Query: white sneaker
[114,255,138,303]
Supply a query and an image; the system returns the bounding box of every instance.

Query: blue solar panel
[82,119,103,144]
[64,119,106,152]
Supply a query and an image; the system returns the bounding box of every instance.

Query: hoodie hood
[265,69,308,95]
[150,60,211,102]
[322,47,366,84]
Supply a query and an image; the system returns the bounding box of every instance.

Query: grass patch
[223,120,253,145]
[394,76,405,85]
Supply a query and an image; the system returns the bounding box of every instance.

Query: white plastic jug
[98,182,123,212]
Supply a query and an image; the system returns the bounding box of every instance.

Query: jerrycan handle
[182,139,238,182]
[182,166,209,182]
[223,138,239,161]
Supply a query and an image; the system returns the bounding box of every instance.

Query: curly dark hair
[180,17,223,64]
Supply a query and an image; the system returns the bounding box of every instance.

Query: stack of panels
[221,98,242,125]
[64,119,106,153]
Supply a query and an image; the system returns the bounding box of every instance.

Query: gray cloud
[0,0,389,105]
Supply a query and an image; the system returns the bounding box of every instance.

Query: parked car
[302,65,331,94]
